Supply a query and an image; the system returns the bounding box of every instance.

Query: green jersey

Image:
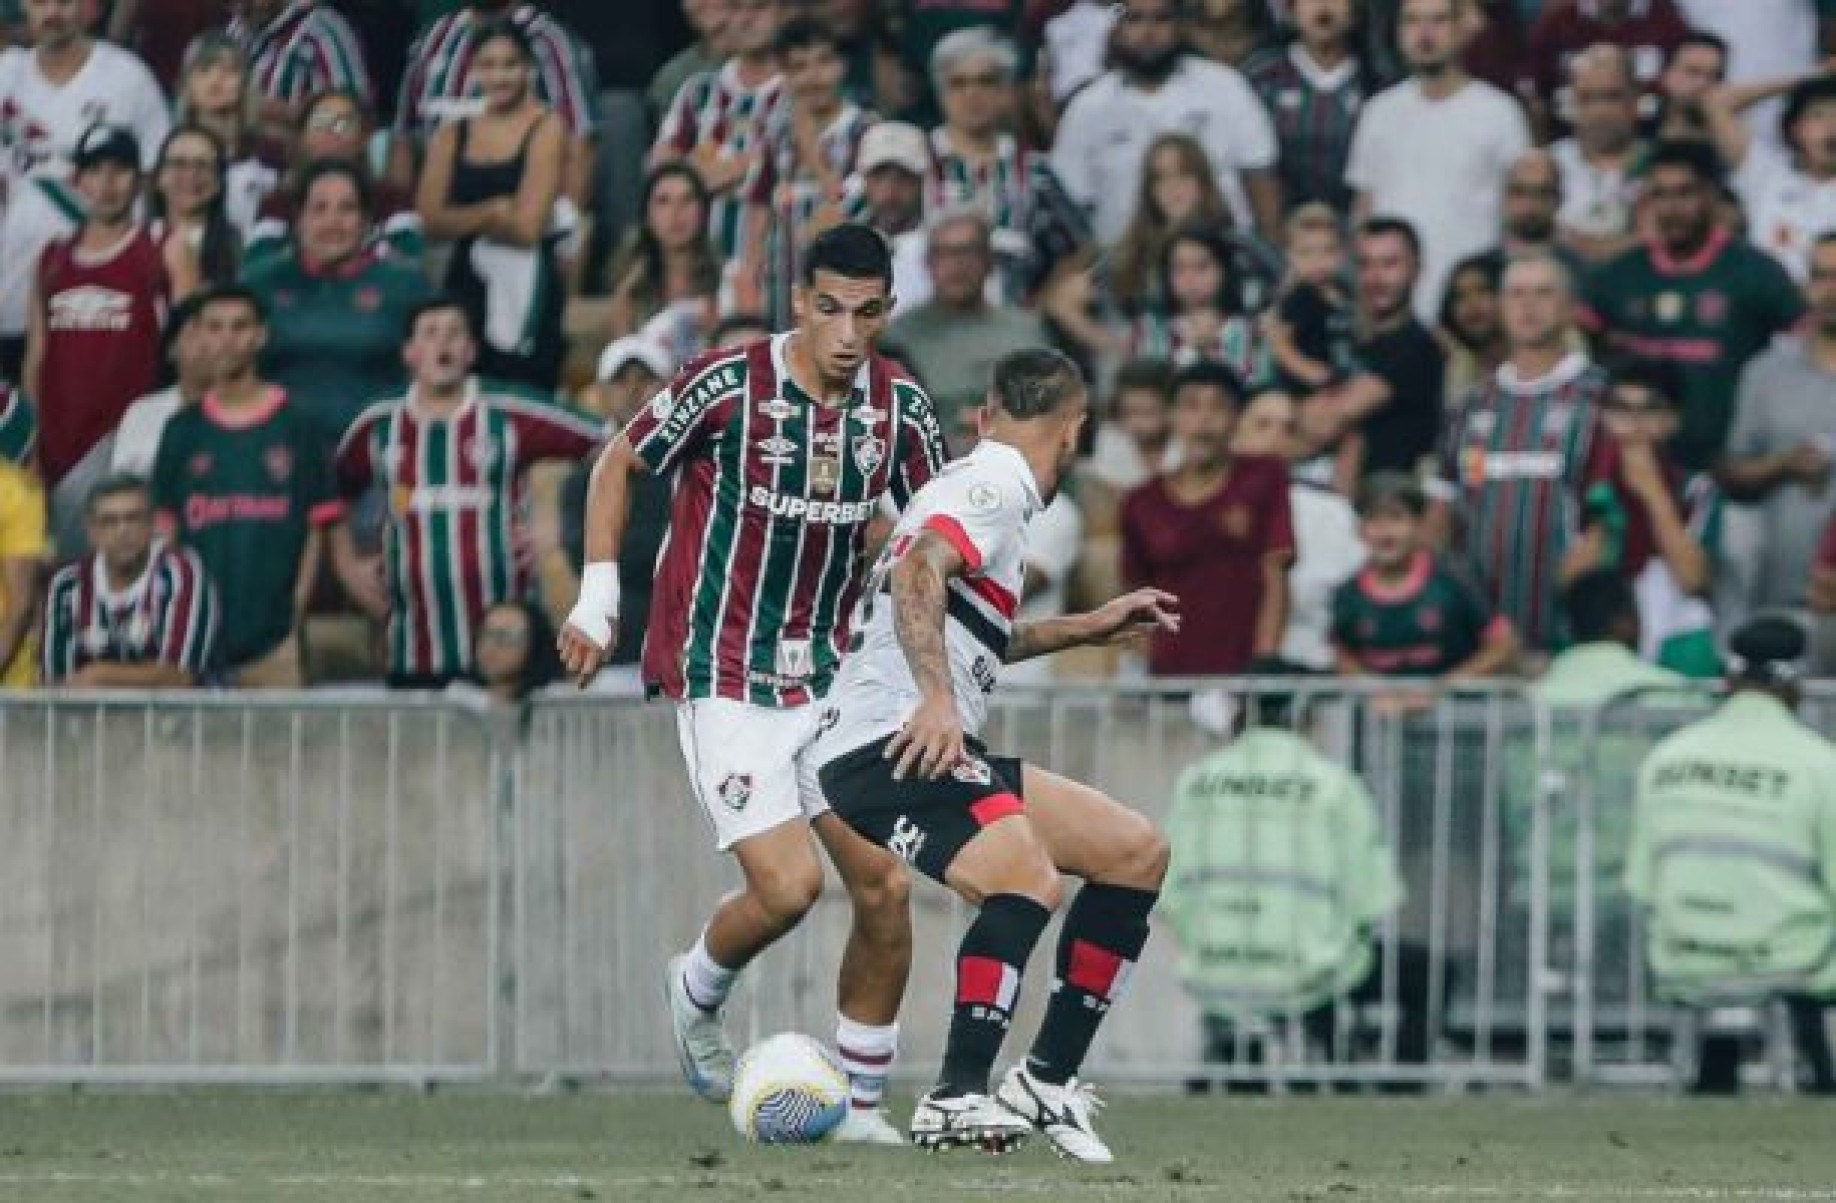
[1582,232,1804,469]
[1628,692,1836,1002]
[1330,551,1502,675]
[1162,728,1404,1017]
[151,389,339,667]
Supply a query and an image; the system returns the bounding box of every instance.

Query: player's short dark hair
[405,294,474,341]
[1605,356,1683,408]
[294,157,375,217]
[85,472,151,515]
[800,222,893,290]
[1564,569,1637,645]
[1356,215,1422,261]
[196,283,268,324]
[1645,138,1724,186]
[990,348,1085,420]
[1170,360,1247,408]
[1781,75,1836,146]
[1357,470,1427,518]
[774,13,839,57]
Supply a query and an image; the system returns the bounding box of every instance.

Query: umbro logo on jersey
[850,405,885,425]
[760,397,797,422]
[758,434,797,465]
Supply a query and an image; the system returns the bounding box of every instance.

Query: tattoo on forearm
[1005,616,1083,664]
[892,551,955,699]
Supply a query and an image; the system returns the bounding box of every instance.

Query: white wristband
[567,561,621,650]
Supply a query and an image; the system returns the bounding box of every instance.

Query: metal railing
[0,680,1819,1089]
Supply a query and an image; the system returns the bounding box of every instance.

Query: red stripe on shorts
[969,791,1024,828]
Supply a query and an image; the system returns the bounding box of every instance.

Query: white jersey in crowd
[815,438,1040,764]
[0,41,169,336]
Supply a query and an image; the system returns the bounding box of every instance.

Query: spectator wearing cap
[28,126,193,556]
[1431,254,1607,653]
[1523,0,1693,141]
[1705,71,1836,284]
[1347,0,1531,322]
[885,207,1050,446]
[1332,471,1517,680]
[1122,361,1294,677]
[1241,0,1378,214]
[110,293,215,480]
[1584,139,1804,473]
[226,0,372,135]
[1627,613,1836,1096]
[42,473,215,689]
[1720,233,1836,617]
[1536,569,1685,705]
[849,121,930,314]
[1053,0,1281,248]
[0,0,170,379]
[1549,47,1647,265]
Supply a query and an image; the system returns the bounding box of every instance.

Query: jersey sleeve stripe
[959,571,1018,620]
[921,514,984,574]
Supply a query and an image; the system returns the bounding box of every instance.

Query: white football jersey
[814,439,1041,765]
[0,43,170,334]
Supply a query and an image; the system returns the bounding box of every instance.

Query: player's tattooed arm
[1006,588,1182,664]
[886,531,968,780]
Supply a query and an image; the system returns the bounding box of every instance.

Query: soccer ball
[728,1033,850,1144]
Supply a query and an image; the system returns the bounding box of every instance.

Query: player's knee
[1105,809,1171,890]
[846,855,911,921]
[750,862,824,929]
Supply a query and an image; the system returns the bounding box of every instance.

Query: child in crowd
[1125,226,1270,386]
[1266,203,1360,394]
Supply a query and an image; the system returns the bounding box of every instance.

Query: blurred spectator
[1233,388,1366,671]
[1266,203,1359,395]
[243,161,432,439]
[0,381,36,466]
[1583,139,1805,471]
[1523,0,1693,140]
[1334,470,1517,677]
[1040,0,1116,110]
[150,125,242,287]
[705,311,771,352]
[849,121,928,312]
[1243,0,1378,213]
[1053,0,1281,247]
[1626,614,1836,1095]
[1550,46,1645,263]
[228,0,372,137]
[28,126,189,556]
[1675,0,1836,156]
[1438,250,1507,404]
[1088,356,1175,492]
[744,17,874,328]
[1347,0,1531,320]
[151,285,339,687]
[1566,357,1717,674]
[922,29,1092,313]
[1183,0,1279,68]
[1719,233,1836,614]
[650,0,782,272]
[1498,149,1591,283]
[1431,254,1606,651]
[105,0,232,92]
[111,293,211,478]
[1330,217,1444,477]
[0,456,43,686]
[1455,0,1529,98]
[648,0,729,117]
[396,0,600,210]
[1705,73,1836,284]
[1122,361,1294,676]
[1536,568,1685,704]
[606,164,724,353]
[248,89,423,270]
[1123,227,1271,386]
[576,331,672,426]
[335,297,601,689]
[893,0,1028,127]
[466,598,560,702]
[0,0,170,378]
[1161,684,1419,1071]
[42,473,214,688]
[1647,29,1726,141]
[884,207,1049,441]
[173,34,278,239]
[1107,133,1238,319]
[416,21,569,390]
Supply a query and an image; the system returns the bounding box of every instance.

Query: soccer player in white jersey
[812,349,1178,1161]
[0,0,170,370]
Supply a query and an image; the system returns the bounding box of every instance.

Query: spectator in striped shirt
[1123,226,1272,387]
[1242,0,1381,214]
[42,473,217,688]
[230,0,373,136]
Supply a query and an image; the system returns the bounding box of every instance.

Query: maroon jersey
[622,333,947,707]
[1121,456,1296,676]
[35,226,168,486]
[1525,0,1693,128]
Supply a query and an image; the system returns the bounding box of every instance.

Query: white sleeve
[1732,139,1788,210]
[1220,70,1278,170]
[1343,102,1382,193]
[128,60,172,168]
[918,474,1025,576]
[1492,91,1532,170]
[1048,92,1097,207]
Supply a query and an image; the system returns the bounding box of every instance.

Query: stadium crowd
[0,0,1829,698]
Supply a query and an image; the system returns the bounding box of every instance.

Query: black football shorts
[817,735,1028,883]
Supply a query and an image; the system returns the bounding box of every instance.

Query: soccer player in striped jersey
[811,349,1176,1160]
[231,0,373,120]
[43,473,217,687]
[335,297,602,687]
[558,223,948,1145]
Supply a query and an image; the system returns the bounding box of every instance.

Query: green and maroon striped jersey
[1430,354,1607,651]
[1241,44,1376,213]
[625,333,947,707]
[232,0,373,107]
[335,379,603,680]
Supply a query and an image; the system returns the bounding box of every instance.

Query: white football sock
[835,1013,897,1110]
[680,932,737,1013]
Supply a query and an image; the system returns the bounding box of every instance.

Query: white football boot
[832,1106,906,1146]
[910,1090,1031,1153]
[995,1064,1114,1163]
[663,954,735,1103]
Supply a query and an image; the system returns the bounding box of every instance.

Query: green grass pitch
[0,1091,1832,1201]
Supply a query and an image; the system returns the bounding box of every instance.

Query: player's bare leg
[992,766,1169,1164]
[909,815,1059,1155]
